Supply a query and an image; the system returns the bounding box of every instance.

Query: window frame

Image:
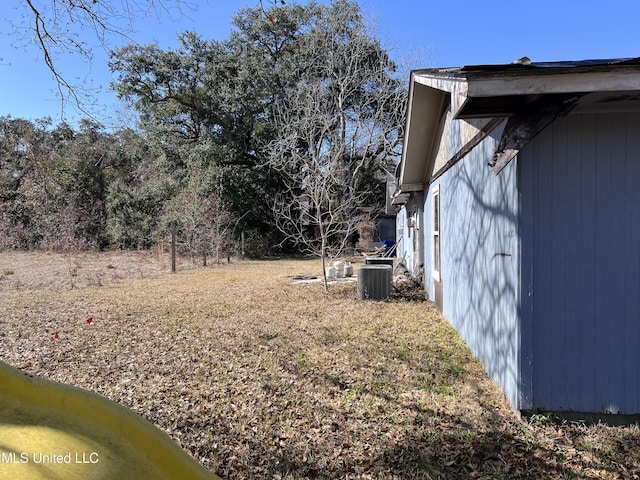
[432,185,441,282]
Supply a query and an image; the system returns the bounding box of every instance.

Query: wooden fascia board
[397,78,418,186]
[412,71,469,96]
[391,183,423,206]
[397,183,424,192]
[391,193,410,205]
[412,72,469,117]
[466,70,640,98]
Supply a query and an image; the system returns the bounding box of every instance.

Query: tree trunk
[321,231,328,293]
[215,219,220,264]
[171,225,177,273]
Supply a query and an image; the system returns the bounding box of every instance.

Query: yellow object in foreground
[0,361,219,480]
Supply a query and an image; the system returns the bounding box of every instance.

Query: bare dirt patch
[1,252,639,479]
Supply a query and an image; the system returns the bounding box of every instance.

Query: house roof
[396,57,640,198]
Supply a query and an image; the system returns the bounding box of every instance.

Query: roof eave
[465,69,640,99]
[398,58,640,190]
[397,72,448,189]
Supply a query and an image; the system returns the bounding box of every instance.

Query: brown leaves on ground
[1,252,639,479]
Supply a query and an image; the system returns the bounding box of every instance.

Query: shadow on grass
[256,347,640,479]
[215,370,528,478]
[254,407,568,479]
[263,400,640,479]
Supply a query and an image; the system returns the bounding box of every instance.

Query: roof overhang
[414,58,640,118]
[394,57,640,196]
[395,78,447,198]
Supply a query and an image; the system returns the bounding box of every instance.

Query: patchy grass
[1,252,639,479]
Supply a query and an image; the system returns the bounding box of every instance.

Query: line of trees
[1,0,406,261]
[0,117,122,250]
[0,116,240,258]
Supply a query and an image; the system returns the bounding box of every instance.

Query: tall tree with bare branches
[108,0,405,267]
[267,0,405,291]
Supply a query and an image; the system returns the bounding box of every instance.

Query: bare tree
[13,0,196,114]
[170,175,233,266]
[267,0,405,292]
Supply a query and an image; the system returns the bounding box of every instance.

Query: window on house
[432,185,441,282]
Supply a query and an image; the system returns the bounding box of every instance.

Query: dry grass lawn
[1,251,639,479]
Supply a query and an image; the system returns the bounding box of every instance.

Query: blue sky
[1,0,639,126]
